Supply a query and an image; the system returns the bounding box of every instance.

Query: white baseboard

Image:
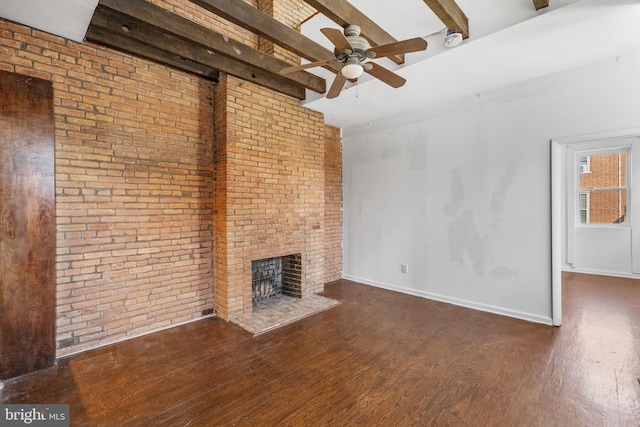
[561,267,640,280]
[342,275,553,326]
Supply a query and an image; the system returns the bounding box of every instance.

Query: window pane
[579,193,587,210]
[580,151,626,190]
[577,148,629,226]
[584,189,627,224]
[580,210,588,224]
[579,156,590,174]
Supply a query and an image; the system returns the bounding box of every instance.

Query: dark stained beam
[188,0,341,73]
[422,0,469,39]
[301,0,405,65]
[87,7,310,99]
[86,26,220,83]
[96,0,325,95]
[532,0,549,11]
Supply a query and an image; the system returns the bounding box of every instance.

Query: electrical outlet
[401,264,408,274]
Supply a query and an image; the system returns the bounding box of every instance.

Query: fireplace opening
[252,253,302,307]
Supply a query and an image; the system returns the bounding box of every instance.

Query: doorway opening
[551,128,640,326]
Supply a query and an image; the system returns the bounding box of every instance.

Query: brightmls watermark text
[1,405,69,426]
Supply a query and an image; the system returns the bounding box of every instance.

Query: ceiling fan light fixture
[281,25,423,99]
[341,62,364,79]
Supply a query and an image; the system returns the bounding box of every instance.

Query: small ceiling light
[444,29,462,48]
[341,58,364,79]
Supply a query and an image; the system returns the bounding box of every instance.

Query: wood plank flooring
[1,273,639,426]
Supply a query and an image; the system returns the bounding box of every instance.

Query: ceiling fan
[280,25,428,99]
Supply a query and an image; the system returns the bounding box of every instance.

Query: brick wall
[325,125,342,283]
[0,0,342,355]
[0,18,217,355]
[273,0,317,64]
[256,0,276,55]
[213,73,327,319]
[257,0,317,64]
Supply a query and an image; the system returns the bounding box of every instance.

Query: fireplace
[212,75,332,320]
[233,251,338,335]
[252,253,302,307]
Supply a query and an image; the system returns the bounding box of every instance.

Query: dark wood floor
[2,273,639,426]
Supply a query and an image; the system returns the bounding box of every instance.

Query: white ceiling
[2,0,639,132]
[0,0,98,43]
[301,0,640,130]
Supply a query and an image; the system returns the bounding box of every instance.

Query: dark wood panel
[0,70,56,379]
[2,274,639,425]
[86,25,221,82]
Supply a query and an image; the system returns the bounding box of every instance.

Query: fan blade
[326,72,347,99]
[365,63,406,88]
[366,38,428,59]
[280,60,334,74]
[321,28,353,52]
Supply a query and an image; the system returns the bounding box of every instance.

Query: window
[577,148,629,225]
[579,191,590,224]
[578,155,590,174]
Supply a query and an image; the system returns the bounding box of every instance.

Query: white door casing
[551,128,640,326]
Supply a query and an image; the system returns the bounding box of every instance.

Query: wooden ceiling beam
[422,0,469,39]
[88,6,308,99]
[532,0,549,11]
[188,0,341,73]
[86,26,219,82]
[94,0,325,96]
[301,0,405,65]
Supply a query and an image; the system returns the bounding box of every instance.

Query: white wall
[342,51,640,324]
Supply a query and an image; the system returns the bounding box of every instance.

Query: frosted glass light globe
[341,63,364,79]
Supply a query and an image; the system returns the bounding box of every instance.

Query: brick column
[213,74,326,319]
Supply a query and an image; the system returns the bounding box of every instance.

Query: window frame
[579,155,591,174]
[578,190,590,224]
[575,146,630,228]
